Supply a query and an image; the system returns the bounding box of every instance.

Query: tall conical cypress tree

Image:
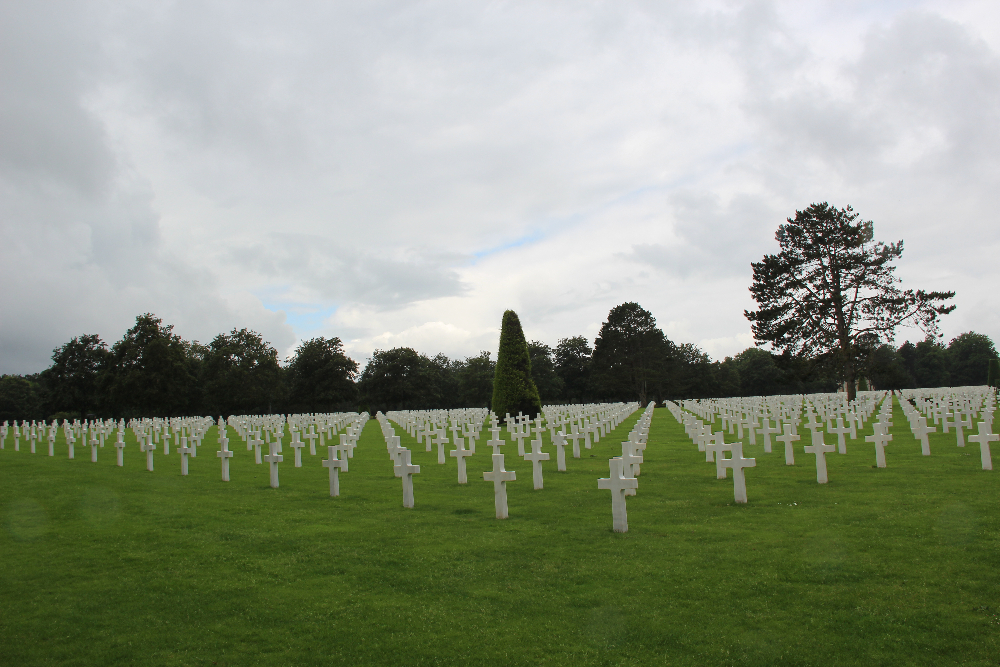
[492,310,542,419]
[988,358,1000,388]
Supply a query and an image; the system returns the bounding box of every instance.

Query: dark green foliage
[0,375,46,422]
[859,344,913,390]
[40,334,109,419]
[358,348,495,412]
[947,332,999,386]
[103,314,196,418]
[664,343,718,399]
[286,337,358,413]
[913,338,951,388]
[527,341,564,402]
[554,336,592,403]
[746,202,955,400]
[591,302,670,405]
[988,359,1000,388]
[457,351,495,408]
[8,308,992,420]
[715,357,741,398]
[424,353,463,409]
[731,347,783,396]
[202,328,283,416]
[491,310,541,419]
[357,347,425,412]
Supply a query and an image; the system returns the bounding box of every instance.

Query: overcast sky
[2,0,998,374]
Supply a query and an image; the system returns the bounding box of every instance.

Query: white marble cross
[954,415,967,447]
[322,445,344,496]
[566,428,583,459]
[968,421,998,471]
[290,438,306,468]
[304,427,318,456]
[483,453,516,519]
[333,438,350,472]
[704,431,722,463]
[757,419,780,453]
[523,438,550,490]
[720,441,756,504]
[707,433,733,480]
[803,430,836,483]
[487,428,505,456]
[264,442,283,488]
[394,448,420,508]
[553,431,568,471]
[115,431,126,467]
[450,436,474,484]
[435,431,449,464]
[620,440,643,494]
[828,418,851,454]
[141,438,154,471]
[386,435,405,472]
[776,424,800,465]
[89,432,100,462]
[178,438,193,476]
[912,417,935,456]
[597,457,638,533]
[865,424,892,468]
[217,438,233,482]
[514,424,527,457]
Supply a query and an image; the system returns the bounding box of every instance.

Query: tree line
[1,306,996,422]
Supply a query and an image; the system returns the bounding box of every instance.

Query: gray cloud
[622,191,778,278]
[1,1,998,373]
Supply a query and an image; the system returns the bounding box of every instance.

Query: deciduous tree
[591,302,669,405]
[203,328,283,416]
[555,336,591,403]
[286,337,358,412]
[104,314,195,417]
[41,334,109,418]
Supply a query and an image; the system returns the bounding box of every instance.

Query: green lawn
[1,401,998,666]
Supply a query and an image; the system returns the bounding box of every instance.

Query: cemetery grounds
[1,397,998,666]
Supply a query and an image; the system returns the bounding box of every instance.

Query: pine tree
[745,203,954,401]
[491,310,542,419]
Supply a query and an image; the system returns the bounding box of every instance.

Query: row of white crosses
[673,385,998,499]
[380,403,643,527]
[124,416,215,472]
[899,387,997,469]
[3,400,665,535]
[598,402,656,532]
[0,411,373,486]
[376,413,421,507]
[1,417,134,463]
[676,390,894,492]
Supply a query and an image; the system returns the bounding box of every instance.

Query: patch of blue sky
[262,301,338,333]
[471,229,546,263]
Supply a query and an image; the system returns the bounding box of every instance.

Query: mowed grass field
[1,400,998,666]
